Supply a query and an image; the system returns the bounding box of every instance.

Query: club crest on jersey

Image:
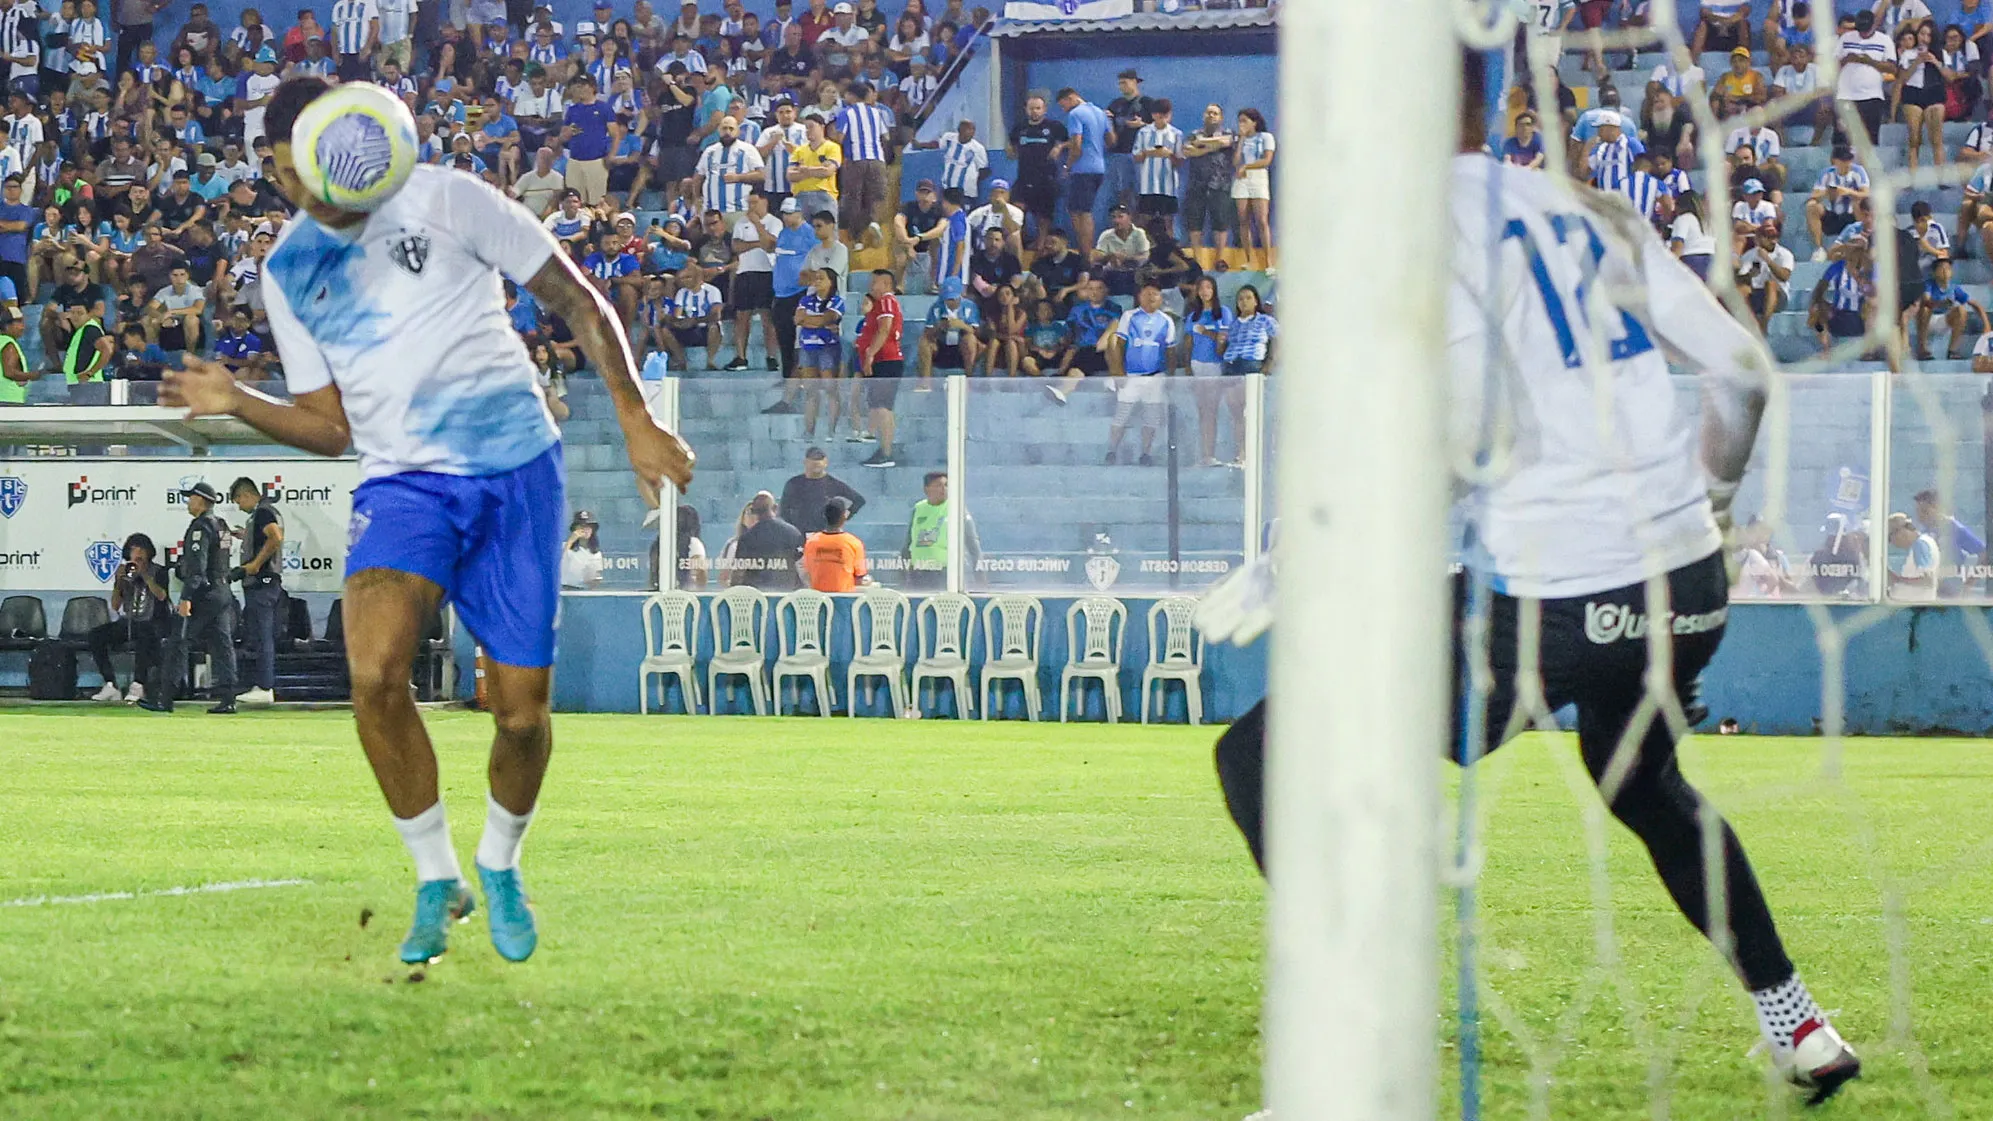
[0,475,23,518]
[85,540,120,583]
[389,233,431,276]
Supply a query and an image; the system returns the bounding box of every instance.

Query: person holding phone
[87,532,171,703]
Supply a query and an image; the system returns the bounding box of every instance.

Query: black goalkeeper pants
[1215,551,1796,991]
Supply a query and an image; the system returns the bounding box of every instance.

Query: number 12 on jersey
[1501,212,1656,369]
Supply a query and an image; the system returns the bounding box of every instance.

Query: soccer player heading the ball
[160,77,696,966]
[1195,51,1859,1105]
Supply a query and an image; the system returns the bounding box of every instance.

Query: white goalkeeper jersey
[263,165,562,480]
[1448,152,1770,599]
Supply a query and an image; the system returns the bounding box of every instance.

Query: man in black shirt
[779,446,866,534]
[86,532,171,704]
[153,172,208,245]
[1008,93,1068,252]
[1025,228,1087,312]
[139,481,239,714]
[767,22,815,94]
[38,257,101,367]
[892,178,943,290]
[228,476,284,706]
[731,491,806,590]
[1104,68,1155,213]
[645,64,699,210]
[968,227,1021,313]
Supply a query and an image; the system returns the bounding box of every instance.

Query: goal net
[1271,0,1979,1116]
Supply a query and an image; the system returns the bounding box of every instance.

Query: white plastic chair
[707,585,769,715]
[1141,596,1204,725]
[1060,596,1127,723]
[773,589,835,717]
[848,586,911,718]
[980,593,1043,721]
[912,592,977,718]
[639,590,701,714]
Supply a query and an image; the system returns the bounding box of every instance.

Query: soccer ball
[288,83,418,213]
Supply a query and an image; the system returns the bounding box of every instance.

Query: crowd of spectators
[1517,0,1993,367]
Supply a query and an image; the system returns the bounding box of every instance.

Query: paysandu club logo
[68,475,139,508]
[0,475,23,518]
[84,540,120,583]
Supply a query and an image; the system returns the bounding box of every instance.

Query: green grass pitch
[1,709,1989,1119]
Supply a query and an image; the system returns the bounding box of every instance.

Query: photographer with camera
[86,533,172,703]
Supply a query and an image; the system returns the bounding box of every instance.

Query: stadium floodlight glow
[1266,0,1453,1117]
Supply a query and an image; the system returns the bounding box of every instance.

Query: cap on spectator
[779,197,799,213]
[1742,178,1765,194]
[563,187,581,199]
[254,45,277,62]
[1730,45,1751,57]
[915,178,936,192]
[0,305,23,324]
[615,211,636,226]
[1118,68,1141,81]
[833,1,853,10]
[181,481,223,503]
[197,152,217,167]
[254,221,277,237]
[989,178,1010,192]
[572,509,600,525]
[939,276,965,300]
[804,446,827,460]
[1108,202,1129,214]
[1595,110,1621,128]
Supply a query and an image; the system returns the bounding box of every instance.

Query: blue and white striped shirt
[1654,166,1691,197]
[833,102,892,162]
[295,55,334,77]
[1816,164,1869,214]
[797,291,844,347]
[672,282,724,322]
[377,0,411,43]
[330,0,376,55]
[937,209,971,284]
[1223,312,1278,362]
[1821,260,1869,311]
[1624,170,1661,219]
[938,134,987,196]
[1133,122,1183,197]
[528,42,563,67]
[760,122,806,192]
[656,48,706,74]
[695,139,763,213]
[1587,134,1641,191]
[1236,130,1275,171]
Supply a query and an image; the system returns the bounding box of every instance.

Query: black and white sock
[1752,973,1825,1059]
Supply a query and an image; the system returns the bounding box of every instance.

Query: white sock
[475,794,535,872]
[1751,974,1825,1059]
[392,801,463,884]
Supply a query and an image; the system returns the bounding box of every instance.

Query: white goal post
[1266,0,1456,1117]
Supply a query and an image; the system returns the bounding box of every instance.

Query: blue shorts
[799,342,841,371]
[1066,172,1105,212]
[345,442,565,668]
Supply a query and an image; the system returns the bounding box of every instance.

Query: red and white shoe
[1786,1016,1861,1106]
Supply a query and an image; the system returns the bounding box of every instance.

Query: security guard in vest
[228,477,284,707]
[139,481,240,714]
[62,303,111,400]
[0,306,32,405]
[899,471,982,591]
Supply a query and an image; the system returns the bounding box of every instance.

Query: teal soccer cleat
[476,864,538,962]
[398,879,476,964]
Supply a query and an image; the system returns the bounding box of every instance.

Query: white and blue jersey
[266,167,569,667]
[1115,307,1175,375]
[1624,170,1661,220]
[834,102,891,162]
[1587,134,1642,191]
[938,134,987,197]
[797,291,844,348]
[1654,166,1691,198]
[761,121,806,193]
[1134,122,1183,197]
[672,282,723,322]
[263,166,561,479]
[1923,278,1970,312]
[1821,260,1869,311]
[330,0,376,54]
[694,138,762,213]
[1816,163,1869,214]
[583,249,639,281]
[936,208,972,284]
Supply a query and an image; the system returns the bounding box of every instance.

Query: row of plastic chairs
[639,586,1205,723]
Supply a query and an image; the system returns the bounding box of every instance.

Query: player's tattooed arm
[527,251,695,500]
[162,357,354,458]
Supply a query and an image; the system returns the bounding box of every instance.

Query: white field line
[0,878,312,908]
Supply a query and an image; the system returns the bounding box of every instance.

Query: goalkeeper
[1197,53,1859,1105]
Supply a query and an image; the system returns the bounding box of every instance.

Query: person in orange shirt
[802,495,869,591]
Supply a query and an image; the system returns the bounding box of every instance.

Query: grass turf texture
[0,712,1985,1119]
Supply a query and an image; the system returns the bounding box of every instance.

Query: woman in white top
[1896,21,1949,170]
[559,511,606,590]
[1668,190,1717,280]
[1232,107,1276,269]
[1940,24,1983,125]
